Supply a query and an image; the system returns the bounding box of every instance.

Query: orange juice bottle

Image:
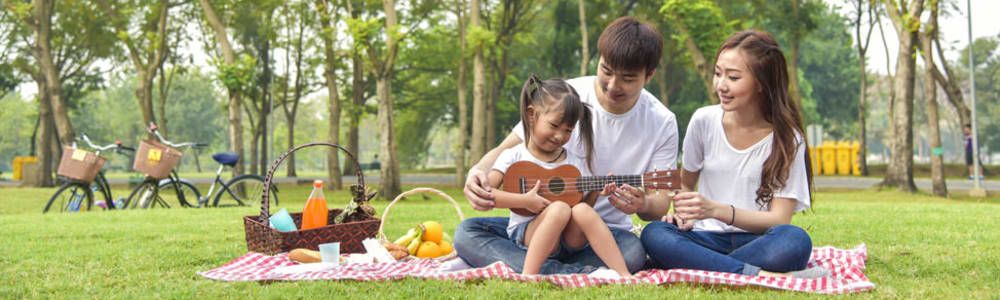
[301,180,328,230]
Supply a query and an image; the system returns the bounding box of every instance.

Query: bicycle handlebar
[146,122,205,149]
[77,134,134,154]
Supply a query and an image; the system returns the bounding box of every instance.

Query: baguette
[288,248,323,263]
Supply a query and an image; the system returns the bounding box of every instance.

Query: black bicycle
[44,134,135,213]
[126,123,278,209]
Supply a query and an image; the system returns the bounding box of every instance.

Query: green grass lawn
[1,184,997,298]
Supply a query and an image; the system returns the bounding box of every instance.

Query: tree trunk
[249,129,260,175]
[788,41,802,106]
[376,0,402,201]
[343,43,364,176]
[35,0,74,146]
[672,19,718,104]
[932,38,972,128]
[883,1,923,193]
[199,0,244,177]
[578,0,588,77]
[455,0,468,186]
[157,64,174,140]
[920,2,946,197]
[857,56,869,175]
[135,72,157,138]
[34,82,55,187]
[286,114,297,177]
[468,0,487,163]
[787,0,802,106]
[319,2,343,190]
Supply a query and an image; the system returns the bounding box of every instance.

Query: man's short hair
[596,16,663,75]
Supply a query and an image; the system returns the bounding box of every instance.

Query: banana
[393,228,419,246]
[407,225,425,255]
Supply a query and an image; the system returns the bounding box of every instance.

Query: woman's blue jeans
[453,217,647,274]
[640,222,812,275]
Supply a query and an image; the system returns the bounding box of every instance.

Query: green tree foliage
[961,35,1000,154]
[71,69,225,156]
[0,94,34,171]
[795,5,860,138]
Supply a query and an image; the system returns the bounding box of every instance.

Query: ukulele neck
[574,175,643,192]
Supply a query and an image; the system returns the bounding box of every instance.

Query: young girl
[487,75,631,276]
[640,30,828,278]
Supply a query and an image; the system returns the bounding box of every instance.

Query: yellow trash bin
[808,146,820,175]
[850,141,861,175]
[12,156,38,181]
[820,141,836,175]
[836,141,852,175]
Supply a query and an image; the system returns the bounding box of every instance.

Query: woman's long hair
[715,30,814,208]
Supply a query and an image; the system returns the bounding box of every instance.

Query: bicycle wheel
[45,182,93,213]
[126,179,162,209]
[157,179,202,208]
[214,174,277,207]
[93,175,112,210]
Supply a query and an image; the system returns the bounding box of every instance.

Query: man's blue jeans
[640,222,812,276]
[454,217,647,274]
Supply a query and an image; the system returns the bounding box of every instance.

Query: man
[455,16,679,274]
[965,124,983,180]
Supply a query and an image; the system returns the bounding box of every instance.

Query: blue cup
[269,208,297,232]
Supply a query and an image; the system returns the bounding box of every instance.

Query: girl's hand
[525,180,551,214]
[661,213,694,231]
[599,173,644,214]
[672,192,723,222]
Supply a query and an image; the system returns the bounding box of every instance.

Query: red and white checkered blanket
[199,244,873,294]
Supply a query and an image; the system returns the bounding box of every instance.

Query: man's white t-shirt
[491,144,593,237]
[511,76,679,231]
[681,105,811,233]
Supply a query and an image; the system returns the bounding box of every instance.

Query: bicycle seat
[212,152,240,167]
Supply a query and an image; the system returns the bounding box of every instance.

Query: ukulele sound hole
[548,177,565,194]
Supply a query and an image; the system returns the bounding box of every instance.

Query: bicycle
[126,123,278,209]
[44,134,136,213]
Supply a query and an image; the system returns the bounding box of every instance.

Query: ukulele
[502,161,681,216]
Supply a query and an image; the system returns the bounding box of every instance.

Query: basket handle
[378,187,465,241]
[260,142,364,221]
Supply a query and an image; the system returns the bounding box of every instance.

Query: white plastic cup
[319,242,341,265]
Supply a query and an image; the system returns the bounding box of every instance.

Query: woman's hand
[661,213,694,231]
[525,180,551,214]
[672,191,724,223]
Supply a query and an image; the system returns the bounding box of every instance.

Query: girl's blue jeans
[453,217,647,274]
[640,222,812,275]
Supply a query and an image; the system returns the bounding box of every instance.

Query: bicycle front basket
[132,140,182,179]
[56,147,107,182]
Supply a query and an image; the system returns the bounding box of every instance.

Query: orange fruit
[422,221,443,243]
[416,241,441,258]
[438,241,453,255]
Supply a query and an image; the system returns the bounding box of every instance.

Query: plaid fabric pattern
[199,244,873,294]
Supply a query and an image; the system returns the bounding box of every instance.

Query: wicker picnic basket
[132,139,182,179]
[378,187,465,261]
[243,142,380,255]
[56,146,107,182]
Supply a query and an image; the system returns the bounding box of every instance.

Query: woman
[640,30,827,278]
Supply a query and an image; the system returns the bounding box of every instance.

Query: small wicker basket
[378,187,465,261]
[243,142,380,255]
[132,140,182,179]
[56,147,106,182]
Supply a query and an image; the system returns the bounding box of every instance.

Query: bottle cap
[314,180,323,189]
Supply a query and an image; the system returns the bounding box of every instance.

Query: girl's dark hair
[520,74,594,172]
[714,30,814,208]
